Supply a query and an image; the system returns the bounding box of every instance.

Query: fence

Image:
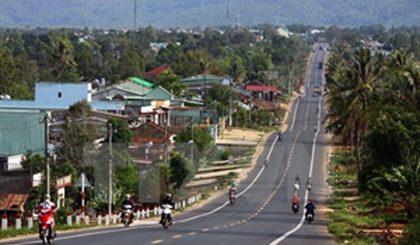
[1,192,203,231]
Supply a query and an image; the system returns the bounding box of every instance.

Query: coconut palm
[49,40,77,81]
[324,48,384,172]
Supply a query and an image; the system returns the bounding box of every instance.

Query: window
[58,92,62,98]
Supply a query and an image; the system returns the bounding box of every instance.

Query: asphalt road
[1,44,336,245]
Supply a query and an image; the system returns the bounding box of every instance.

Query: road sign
[75,173,91,188]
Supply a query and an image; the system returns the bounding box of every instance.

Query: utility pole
[229,77,233,128]
[164,122,168,163]
[133,0,137,45]
[190,119,195,171]
[108,123,113,214]
[43,111,51,195]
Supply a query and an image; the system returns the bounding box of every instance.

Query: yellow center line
[202,228,210,232]
[213,226,219,230]
[189,232,196,236]
[223,225,228,228]
[151,240,163,244]
[236,221,241,224]
[173,234,182,239]
[230,223,235,226]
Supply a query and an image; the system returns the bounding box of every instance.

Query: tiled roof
[146,65,166,75]
[0,193,28,211]
[246,85,278,92]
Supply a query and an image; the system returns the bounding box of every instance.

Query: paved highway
[1,44,335,245]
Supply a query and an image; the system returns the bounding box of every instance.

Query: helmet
[44,194,50,201]
[308,199,313,203]
[166,193,172,198]
[231,182,237,187]
[126,194,131,199]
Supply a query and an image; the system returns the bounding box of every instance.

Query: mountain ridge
[0,0,418,28]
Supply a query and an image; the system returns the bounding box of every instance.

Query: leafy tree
[107,118,133,146]
[0,48,16,95]
[116,48,146,79]
[74,44,95,80]
[115,163,138,198]
[140,162,172,202]
[174,49,212,77]
[21,150,45,173]
[56,101,97,172]
[169,152,195,190]
[176,127,213,153]
[247,46,271,73]
[154,70,187,97]
[360,112,420,218]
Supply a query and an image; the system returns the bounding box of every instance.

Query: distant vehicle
[319,46,323,50]
[313,85,322,96]
[318,62,323,69]
[312,92,318,97]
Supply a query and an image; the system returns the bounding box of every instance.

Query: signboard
[55,175,72,190]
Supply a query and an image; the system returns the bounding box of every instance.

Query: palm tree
[324,48,384,172]
[49,40,77,82]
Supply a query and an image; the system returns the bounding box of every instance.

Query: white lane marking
[290,49,318,132]
[269,47,327,245]
[289,100,300,132]
[176,134,279,223]
[9,135,280,245]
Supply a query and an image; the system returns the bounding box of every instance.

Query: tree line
[0,25,307,99]
[324,31,420,243]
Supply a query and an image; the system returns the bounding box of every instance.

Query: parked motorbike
[161,204,173,229]
[122,205,133,227]
[292,204,299,214]
[38,206,56,244]
[306,213,314,224]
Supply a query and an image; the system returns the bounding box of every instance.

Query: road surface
[1,44,335,245]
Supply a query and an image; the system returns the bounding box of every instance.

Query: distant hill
[0,0,419,28]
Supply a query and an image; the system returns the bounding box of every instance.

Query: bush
[221,149,231,161]
[216,172,238,187]
[400,216,420,245]
[56,207,73,225]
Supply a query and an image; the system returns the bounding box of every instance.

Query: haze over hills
[0,0,419,28]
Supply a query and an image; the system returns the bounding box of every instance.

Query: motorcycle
[38,206,56,244]
[306,213,314,224]
[306,184,312,191]
[229,194,236,205]
[121,205,133,227]
[161,204,173,229]
[292,204,299,214]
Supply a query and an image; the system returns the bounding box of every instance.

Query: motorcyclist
[121,194,134,222]
[229,182,237,196]
[314,126,318,132]
[292,193,300,209]
[160,194,175,224]
[38,194,56,236]
[306,177,312,190]
[305,199,316,219]
[294,182,300,192]
[278,131,282,140]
